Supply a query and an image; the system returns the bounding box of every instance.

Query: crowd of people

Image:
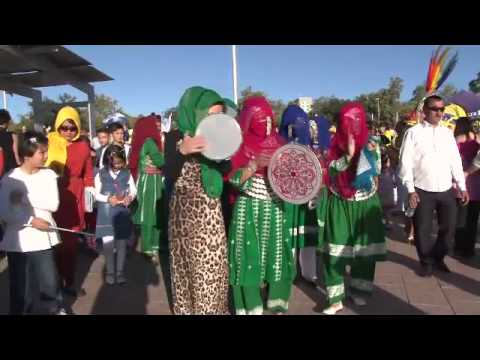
[0,88,478,315]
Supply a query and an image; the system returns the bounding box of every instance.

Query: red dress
[0,149,4,177]
[54,140,94,231]
[53,140,94,289]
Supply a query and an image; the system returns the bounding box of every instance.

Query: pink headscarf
[230,96,285,177]
[328,102,369,199]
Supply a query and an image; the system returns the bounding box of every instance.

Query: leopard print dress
[168,159,230,315]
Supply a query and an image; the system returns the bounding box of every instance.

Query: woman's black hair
[18,131,48,159]
[102,144,126,169]
[454,117,472,138]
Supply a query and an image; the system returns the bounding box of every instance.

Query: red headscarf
[328,102,369,199]
[230,96,285,177]
[129,115,163,180]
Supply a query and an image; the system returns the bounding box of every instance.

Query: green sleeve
[229,169,253,192]
[144,138,165,167]
[329,155,350,177]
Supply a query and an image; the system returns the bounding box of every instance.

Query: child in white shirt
[95,145,136,285]
[0,132,66,315]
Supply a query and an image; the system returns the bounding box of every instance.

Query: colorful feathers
[425,46,458,94]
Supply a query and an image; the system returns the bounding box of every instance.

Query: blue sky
[5,45,480,122]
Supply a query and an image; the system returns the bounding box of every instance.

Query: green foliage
[15,93,133,133]
[238,86,286,125]
[469,72,480,93]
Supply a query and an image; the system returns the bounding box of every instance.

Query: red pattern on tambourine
[268,144,323,204]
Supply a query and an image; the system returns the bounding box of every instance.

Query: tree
[237,86,287,125]
[409,83,457,103]
[14,114,35,133]
[438,84,458,100]
[350,77,405,128]
[16,93,132,133]
[14,93,78,132]
[58,93,78,104]
[311,96,350,125]
[92,93,132,129]
[469,72,480,93]
[270,99,287,123]
[238,86,268,110]
[409,84,427,105]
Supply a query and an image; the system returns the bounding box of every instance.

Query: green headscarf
[223,98,238,118]
[177,86,225,199]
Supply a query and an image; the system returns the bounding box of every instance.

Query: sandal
[322,302,344,315]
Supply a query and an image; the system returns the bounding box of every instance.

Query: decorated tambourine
[268,143,323,205]
[195,113,242,161]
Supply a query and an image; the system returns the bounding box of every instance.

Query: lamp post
[232,45,239,106]
[2,91,7,110]
[376,97,380,126]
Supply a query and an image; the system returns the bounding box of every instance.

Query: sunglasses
[59,126,78,132]
[427,106,445,113]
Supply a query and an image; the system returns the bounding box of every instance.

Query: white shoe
[105,273,115,285]
[55,308,68,315]
[116,273,126,285]
[322,303,344,315]
[349,294,367,306]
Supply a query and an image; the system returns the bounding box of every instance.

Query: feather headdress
[408,46,459,124]
[425,46,458,95]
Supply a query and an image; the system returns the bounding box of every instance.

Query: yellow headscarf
[46,106,81,175]
[438,104,465,133]
[384,129,396,143]
[443,103,467,122]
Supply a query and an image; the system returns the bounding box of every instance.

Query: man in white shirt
[399,95,469,277]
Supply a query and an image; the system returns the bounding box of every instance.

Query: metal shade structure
[0,45,113,137]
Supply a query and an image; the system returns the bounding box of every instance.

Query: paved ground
[1,217,479,315]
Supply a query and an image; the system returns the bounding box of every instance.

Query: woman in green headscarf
[168,86,231,315]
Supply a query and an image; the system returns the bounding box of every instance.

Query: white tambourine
[195,113,242,161]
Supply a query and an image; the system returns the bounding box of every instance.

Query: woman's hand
[346,134,356,161]
[255,152,272,169]
[179,135,207,155]
[145,155,153,167]
[108,195,119,206]
[123,195,133,207]
[30,217,51,231]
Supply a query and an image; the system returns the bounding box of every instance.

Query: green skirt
[317,191,386,265]
[228,195,296,287]
[132,173,164,227]
[284,203,319,248]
